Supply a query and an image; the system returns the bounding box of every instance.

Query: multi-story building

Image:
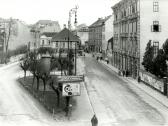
[88,15,113,56]
[29,20,61,51]
[0,18,34,51]
[76,24,89,47]
[36,20,61,33]
[112,0,168,79]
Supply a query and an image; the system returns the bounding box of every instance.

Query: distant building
[36,20,61,33]
[88,15,113,56]
[40,32,57,48]
[29,20,61,50]
[51,28,80,54]
[0,18,33,51]
[76,24,89,47]
[112,0,168,78]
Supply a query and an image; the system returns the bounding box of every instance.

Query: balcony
[133,32,137,38]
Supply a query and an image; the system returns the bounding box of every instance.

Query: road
[0,64,57,126]
[0,62,92,126]
[1,57,168,126]
[82,56,168,126]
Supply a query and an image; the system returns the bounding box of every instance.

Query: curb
[0,61,19,70]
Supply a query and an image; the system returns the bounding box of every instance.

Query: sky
[0,0,120,28]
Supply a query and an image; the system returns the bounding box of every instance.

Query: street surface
[0,64,56,126]
[0,63,92,126]
[82,55,168,126]
[1,56,168,126]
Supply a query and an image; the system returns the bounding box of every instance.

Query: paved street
[82,56,168,126]
[1,57,168,126]
[0,62,92,126]
[0,64,57,126]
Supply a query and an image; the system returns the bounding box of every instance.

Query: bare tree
[4,18,14,63]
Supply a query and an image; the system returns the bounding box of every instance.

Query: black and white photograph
[0,0,168,126]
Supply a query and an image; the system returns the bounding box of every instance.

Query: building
[29,20,61,50]
[0,18,34,51]
[76,24,89,47]
[36,20,61,33]
[40,32,57,48]
[88,15,113,56]
[51,28,80,54]
[112,0,168,78]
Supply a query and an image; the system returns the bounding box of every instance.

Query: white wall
[8,20,34,50]
[102,15,113,51]
[140,0,168,68]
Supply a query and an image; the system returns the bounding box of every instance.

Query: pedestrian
[91,114,98,126]
[126,70,129,77]
[123,70,125,77]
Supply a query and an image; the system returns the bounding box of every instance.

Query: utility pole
[65,5,79,117]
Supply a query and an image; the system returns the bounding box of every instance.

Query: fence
[139,70,167,95]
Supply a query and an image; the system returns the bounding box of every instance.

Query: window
[151,21,161,32]
[153,41,159,57]
[153,2,159,12]
[63,42,65,48]
[132,4,135,13]
[42,40,44,45]
[55,42,58,47]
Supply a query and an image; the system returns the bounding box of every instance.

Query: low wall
[139,70,165,94]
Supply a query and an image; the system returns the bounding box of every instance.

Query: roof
[51,28,80,42]
[41,32,57,37]
[108,37,113,43]
[89,15,111,28]
[36,20,59,25]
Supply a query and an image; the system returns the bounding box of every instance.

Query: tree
[4,18,15,64]
[68,49,74,75]
[152,49,167,78]
[20,59,29,80]
[142,40,154,73]
[38,47,54,55]
[163,38,168,59]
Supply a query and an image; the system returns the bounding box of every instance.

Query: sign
[57,75,84,83]
[62,83,81,96]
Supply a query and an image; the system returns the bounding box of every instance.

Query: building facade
[88,16,113,55]
[112,0,139,78]
[0,19,34,51]
[76,24,89,47]
[36,20,61,33]
[112,0,168,79]
[51,28,80,54]
[40,32,57,48]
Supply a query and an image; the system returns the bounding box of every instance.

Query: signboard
[62,83,81,96]
[57,75,84,83]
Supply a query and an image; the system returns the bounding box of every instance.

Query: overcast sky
[0,0,120,28]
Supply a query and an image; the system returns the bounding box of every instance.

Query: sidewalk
[100,60,168,109]
[0,61,19,70]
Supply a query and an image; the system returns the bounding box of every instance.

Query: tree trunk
[36,77,40,91]
[32,74,35,87]
[42,79,46,92]
[24,70,26,80]
[50,83,60,107]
